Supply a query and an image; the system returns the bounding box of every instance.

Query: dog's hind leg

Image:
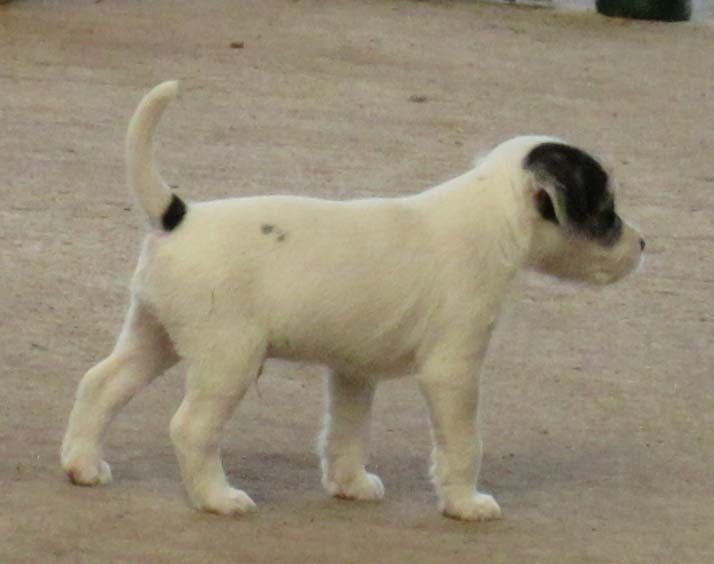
[318,371,384,501]
[61,299,179,486]
[169,327,266,515]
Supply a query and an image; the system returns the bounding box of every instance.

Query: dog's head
[512,138,644,285]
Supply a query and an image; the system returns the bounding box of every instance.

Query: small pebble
[230,41,245,49]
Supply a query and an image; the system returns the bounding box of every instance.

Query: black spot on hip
[261,223,288,242]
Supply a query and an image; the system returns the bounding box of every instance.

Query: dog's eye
[590,208,622,242]
[600,209,616,230]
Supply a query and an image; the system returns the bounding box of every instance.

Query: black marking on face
[588,201,623,245]
[525,143,621,243]
[261,224,275,234]
[162,194,186,231]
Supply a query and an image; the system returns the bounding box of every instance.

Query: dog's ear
[524,142,610,232]
[533,184,560,225]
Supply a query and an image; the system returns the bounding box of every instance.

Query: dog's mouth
[591,247,644,285]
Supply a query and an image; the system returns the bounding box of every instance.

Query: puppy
[61,81,644,520]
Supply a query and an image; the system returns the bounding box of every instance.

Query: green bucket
[596,0,692,21]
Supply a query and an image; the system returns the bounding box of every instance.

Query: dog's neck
[418,164,535,282]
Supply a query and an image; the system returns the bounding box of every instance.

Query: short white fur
[61,81,643,520]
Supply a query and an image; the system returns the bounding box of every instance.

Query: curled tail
[126,80,186,231]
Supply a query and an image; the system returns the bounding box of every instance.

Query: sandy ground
[1,1,713,562]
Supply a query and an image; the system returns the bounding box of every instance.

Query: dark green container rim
[596,0,692,21]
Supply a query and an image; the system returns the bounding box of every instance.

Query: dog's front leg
[417,340,501,521]
[318,371,384,501]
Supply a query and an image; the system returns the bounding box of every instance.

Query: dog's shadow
[222,437,632,509]
[225,450,321,503]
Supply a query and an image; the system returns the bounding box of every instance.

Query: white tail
[126,81,183,229]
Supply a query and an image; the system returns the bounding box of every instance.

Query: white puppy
[61,81,644,520]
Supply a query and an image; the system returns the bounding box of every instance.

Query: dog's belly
[259,272,431,377]
[266,323,419,378]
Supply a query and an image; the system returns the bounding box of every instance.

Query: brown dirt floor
[1,1,713,562]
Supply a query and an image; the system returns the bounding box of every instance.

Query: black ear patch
[525,143,614,237]
[535,189,558,225]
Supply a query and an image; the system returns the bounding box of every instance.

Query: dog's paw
[197,487,257,516]
[324,471,385,501]
[440,492,502,521]
[62,453,113,487]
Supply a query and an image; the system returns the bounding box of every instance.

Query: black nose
[639,238,646,251]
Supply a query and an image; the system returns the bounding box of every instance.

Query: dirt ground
[1,1,713,562]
